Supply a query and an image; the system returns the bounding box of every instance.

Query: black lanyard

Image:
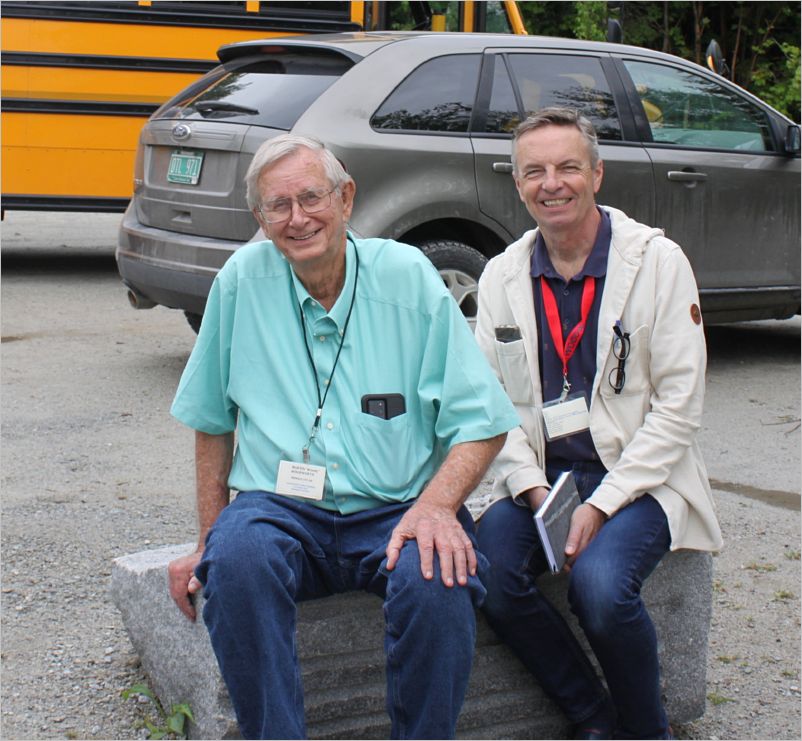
[298,241,359,463]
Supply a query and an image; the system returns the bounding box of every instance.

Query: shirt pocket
[341,411,423,494]
[496,339,535,405]
[599,323,651,398]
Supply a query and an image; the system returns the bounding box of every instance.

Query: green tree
[516,1,800,121]
[573,1,608,41]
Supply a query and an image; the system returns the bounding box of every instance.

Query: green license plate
[167,150,204,185]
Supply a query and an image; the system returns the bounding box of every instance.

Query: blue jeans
[195,491,487,740]
[477,463,672,739]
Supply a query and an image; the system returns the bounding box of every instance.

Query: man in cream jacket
[474,107,722,740]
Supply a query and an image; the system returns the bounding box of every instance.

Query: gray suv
[117,32,800,331]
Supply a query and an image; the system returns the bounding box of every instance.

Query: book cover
[533,471,581,574]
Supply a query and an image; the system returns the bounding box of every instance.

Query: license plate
[167,150,204,185]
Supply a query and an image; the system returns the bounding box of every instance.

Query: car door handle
[667,170,708,182]
[492,162,514,173]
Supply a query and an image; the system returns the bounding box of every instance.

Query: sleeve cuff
[586,482,631,518]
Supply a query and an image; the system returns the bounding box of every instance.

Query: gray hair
[511,107,600,175]
[245,134,353,211]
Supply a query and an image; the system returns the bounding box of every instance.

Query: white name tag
[275,460,326,500]
[542,394,590,441]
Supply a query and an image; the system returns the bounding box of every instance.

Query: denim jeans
[477,462,672,739]
[195,491,487,740]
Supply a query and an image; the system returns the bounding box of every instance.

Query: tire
[184,311,203,334]
[419,240,487,330]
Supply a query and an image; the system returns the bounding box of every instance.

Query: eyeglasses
[608,322,630,395]
[258,188,337,224]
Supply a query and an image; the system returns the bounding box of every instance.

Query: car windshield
[153,53,350,130]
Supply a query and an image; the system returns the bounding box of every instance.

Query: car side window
[370,54,481,133]
[623,60,776,152]
[505,54,622,140]
[485,56,520,133]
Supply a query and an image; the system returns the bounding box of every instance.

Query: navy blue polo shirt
[531,207,611,467]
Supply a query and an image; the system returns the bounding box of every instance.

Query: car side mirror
[606,18,623,44]
[784,125,801,155]
[705,40,729,77]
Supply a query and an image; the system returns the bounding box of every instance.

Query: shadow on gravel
[2,249,117,274]
[705,320,800,367]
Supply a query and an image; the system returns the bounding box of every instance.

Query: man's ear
[340,179,356,221]
[253,209,270,239]
[593,159,604,194]
[513,176,527,204]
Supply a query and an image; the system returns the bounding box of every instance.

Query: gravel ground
[2,484,799,741]
[1,214,800,740]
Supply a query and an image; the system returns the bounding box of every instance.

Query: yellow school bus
[1,0,526,213]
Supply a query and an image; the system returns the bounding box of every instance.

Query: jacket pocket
[496,339,535,405]
[599,323,651,398]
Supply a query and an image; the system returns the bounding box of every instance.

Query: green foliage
[516,1,801,121]
[707,691,736,705]
[750,40,801,119]
[122,683,195,740]
[573,1,607,41]
[518,2,575,38]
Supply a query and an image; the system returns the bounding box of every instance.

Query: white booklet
[533,471,581,574]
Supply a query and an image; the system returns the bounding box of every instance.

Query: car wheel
[420,240,487,330]
[184,311,203,334]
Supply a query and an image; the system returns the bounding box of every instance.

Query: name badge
[542,393,590,441]
[275,460,326,500]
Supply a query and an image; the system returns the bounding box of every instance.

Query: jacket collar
[499,206,664,397]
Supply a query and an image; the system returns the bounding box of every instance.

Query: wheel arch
[396,218,508,259]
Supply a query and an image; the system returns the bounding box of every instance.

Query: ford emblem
[172,123,192,141]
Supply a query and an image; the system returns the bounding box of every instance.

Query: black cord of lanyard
[298,241,359,462]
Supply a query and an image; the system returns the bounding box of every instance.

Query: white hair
[245,134,353,211]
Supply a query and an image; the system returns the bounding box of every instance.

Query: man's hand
[385,500,477,588]
[384,434,505,588]
[564,502,607,569]
[167,550,204,621]
[167,431,233,621]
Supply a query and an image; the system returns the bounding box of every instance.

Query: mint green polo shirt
[171,235,519,514]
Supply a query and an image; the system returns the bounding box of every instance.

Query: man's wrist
[517,485,550,511]
[584,501,609,521]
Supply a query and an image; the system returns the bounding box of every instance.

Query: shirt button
[326,422,334,430]
[332,462,339,470]
[323,378,330,386]
[318,335,326,342]
[563,289,570,296]
[338,329,344,336]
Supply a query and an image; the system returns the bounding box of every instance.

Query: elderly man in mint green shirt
[167,134,518,740]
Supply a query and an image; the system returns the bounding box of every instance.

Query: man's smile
[288,228,322,241]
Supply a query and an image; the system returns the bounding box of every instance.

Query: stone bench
[111,544,712,739]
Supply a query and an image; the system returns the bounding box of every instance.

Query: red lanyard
[540,275,596,393]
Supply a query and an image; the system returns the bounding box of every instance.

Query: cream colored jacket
[475,206,723,552]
